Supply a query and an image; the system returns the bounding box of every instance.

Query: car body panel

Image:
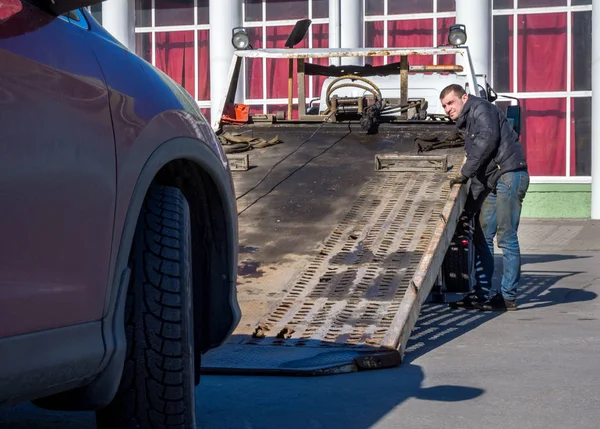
[83,12,238,329]
[0,3,239,408]
[0,3,116,337]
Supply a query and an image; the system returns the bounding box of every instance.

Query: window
[388,0,433,14]
[134,0,212,109]
[521,98,567,176]
[266,0,308,20]
[572,11,591,92]
[494,0,513,9]
[89,4,102,25]
[135,33,152,62]
[365,0,384,16]
[437,0,455,12]
[517,13,567,93]
[241,0,330,114]
[155,0,194,26]
[493,15,512,92]
[492,3,592,178]
[518,0,566,7]
[388,19,433,65]
[572,97,591,176]
[245,0,262,21]
[135,0,151,27]
[134,0,592,180]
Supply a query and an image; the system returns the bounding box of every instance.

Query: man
[440,84,529,311]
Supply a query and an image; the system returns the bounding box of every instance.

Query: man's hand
[449,174,469,187]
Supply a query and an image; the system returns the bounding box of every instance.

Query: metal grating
[243,169,451,349]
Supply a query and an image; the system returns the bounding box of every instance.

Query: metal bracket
[227,154,250,171]
[251,114,275,124]
[374,154,448,172]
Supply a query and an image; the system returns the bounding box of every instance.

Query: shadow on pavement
[195,362,482,429]
[404,253,596,364]
[0,362,484,429]
[521,253,591,265]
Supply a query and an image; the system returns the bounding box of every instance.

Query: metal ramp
[201,155,467,375]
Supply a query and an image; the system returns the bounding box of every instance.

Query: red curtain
[197,30,210,101]
[246,27,264,100]
[437,17,456,65]
[155,31,195,98]
[244,24,326,118]
[387,19,433,65]
[311,24,329,103]
[248,105,265,115]
[507,13,568,176]
[521,99,567,176]
[365,19,456,66]
[263,25,309,118]
[266,25,309,100]
[364,21,385,66]
[514,14,567,92]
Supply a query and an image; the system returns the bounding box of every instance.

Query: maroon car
[0,1,240,427]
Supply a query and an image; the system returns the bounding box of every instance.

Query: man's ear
[461,93,469,103]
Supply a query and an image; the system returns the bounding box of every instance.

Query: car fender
[53,111,239,410]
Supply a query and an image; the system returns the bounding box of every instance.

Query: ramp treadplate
[202,163,465,375]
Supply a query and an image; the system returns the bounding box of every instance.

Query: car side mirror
[506,105,521,136]
[487,85,498,103]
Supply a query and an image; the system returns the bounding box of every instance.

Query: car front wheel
[96,185,197,429]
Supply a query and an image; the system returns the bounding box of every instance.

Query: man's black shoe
[448,293,486,309]
[475,294,517,312]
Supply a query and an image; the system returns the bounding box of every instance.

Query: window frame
[492,1,593,180]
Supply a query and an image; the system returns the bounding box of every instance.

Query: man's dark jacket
[456,95,528,200]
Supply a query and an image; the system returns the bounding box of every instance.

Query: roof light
[448,24,467,46]
[232,27,251,50]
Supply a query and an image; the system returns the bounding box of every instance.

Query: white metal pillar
[455,0,491,83]
[328,0,341,65]
[592,0,600,218]
[340,0,363,65]
[209,0,242,121]
[102,0,135,51]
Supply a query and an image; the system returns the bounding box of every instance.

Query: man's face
[441,91,469,120]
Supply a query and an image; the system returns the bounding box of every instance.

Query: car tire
[96,186,196,429]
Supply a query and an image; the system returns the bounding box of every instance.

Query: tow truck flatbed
[201,123,467,375]
[199,37,505,375]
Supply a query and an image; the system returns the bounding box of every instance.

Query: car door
[0,4,116,338]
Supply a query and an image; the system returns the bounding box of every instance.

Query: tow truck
[201,21,521,375]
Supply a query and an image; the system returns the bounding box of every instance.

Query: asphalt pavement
[1,219,599,428]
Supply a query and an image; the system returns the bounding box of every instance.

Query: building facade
[92,0,595,218]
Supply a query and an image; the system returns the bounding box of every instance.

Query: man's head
[440,84,469,120]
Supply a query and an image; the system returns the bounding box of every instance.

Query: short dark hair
[440,84,467,100]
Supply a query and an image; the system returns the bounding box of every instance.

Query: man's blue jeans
[472,170,530,301]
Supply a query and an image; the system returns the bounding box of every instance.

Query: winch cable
[235,109,336,203]
[237,115,352,217]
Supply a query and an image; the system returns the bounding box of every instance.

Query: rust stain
[236,47,468,60]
